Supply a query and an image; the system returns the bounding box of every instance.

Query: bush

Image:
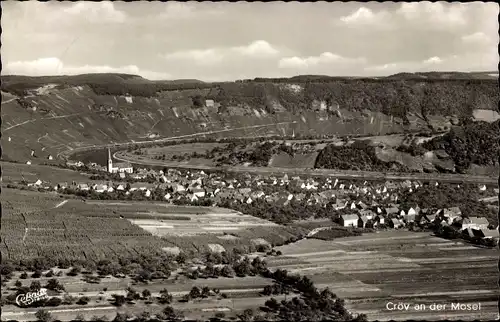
[20,272,28,279]
[45,297,62,307]
[32,270,43,278]
[76,296,90,305]
[35,309,53,322]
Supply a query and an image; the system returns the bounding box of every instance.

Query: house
[144,190,151,198]
[164,193,172,200]
[403,214,416,223]
[187,193,198,202]
[357,201,368,210]
[191,188,206,198]
[173,184,186,193]
[340,214,358,227]
[332,199,348,210]
[205,99,215,107]
[107,187,114,193]
[359,209,375,220]
[407,207,418,216]
[78,183,90,191]
[26,161,32,165]
[116,184,125,191]
[479,185,487,191]
[461,217,489,230]
[245,197,253,204]
[358,216,370,228]
[294,193,306,201]
[424,214,436,223]
[47,155,53,160]
[94,184,107,193]
[374,215,385,225]
[389,218,403,229]
[319,190,335,200]
[385,207,399,216]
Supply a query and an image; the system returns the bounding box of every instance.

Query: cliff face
[1,74,498,163]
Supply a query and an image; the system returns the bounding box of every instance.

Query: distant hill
[2,72,498,164]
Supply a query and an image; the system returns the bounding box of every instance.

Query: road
[113,151,498,185]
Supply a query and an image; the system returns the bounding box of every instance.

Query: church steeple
[108,148,113,173]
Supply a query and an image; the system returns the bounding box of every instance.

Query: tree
[189,286,201,299]
[20,272,28,279]
[158,288,173,304]
[111,294,126,307]
[76,296,90,305]
[74,313,85,321]
[15,280,22,288]
[45,279,65,292]
[45,297,62,307]
[201,286,211,298]
[141,289,151,300]
[62,294,75,305]
[30,281,42,292]
[35,309,53,322]
[238,308,254,322]
[32,270,43,278]
[67,266,81,276]
[265,298,280,311]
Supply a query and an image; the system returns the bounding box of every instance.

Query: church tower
[108,148,113,173]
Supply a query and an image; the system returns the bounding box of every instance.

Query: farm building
[340,214,358,227]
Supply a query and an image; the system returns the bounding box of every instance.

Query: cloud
[423,56,443,64]
[340,7,390,26]
[162,49,224,66]
[4,57,171,80]
[161,40,280,65]
[159,2,223,20]
[461,32,493,45]
[279,52,365,69]
[63,1,126,23]
[232,40,279,57]
[396,2,467,28]
[340,3,470,30]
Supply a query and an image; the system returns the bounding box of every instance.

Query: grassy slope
[2,73,498,163]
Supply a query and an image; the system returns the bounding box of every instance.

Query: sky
[2,1,498,81]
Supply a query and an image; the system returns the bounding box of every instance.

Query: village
[15,152,500,249]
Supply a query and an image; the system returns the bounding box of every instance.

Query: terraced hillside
[2,73,498,163]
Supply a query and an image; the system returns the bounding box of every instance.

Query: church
[107,148,133,174]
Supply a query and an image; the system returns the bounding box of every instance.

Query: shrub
[35,309,53,322]
[76,296,90,305]
[45,297,62,307]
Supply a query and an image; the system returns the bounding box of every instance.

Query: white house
[145,189,151,198]
[47,155,53,160]
[340,214,358,227]
[26,161,32,165]
[116,184,125,191]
